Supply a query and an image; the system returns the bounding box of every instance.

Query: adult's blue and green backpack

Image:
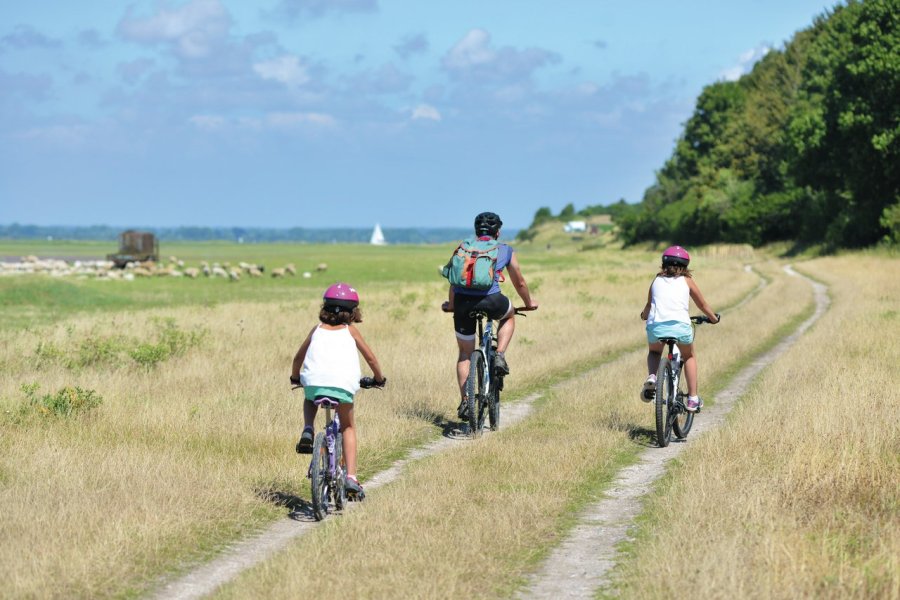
[442,237,500,291]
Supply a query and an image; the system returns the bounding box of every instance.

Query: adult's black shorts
[452,292,512,339]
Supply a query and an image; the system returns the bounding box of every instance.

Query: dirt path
[149,269,771,600]
[519,266,829,599]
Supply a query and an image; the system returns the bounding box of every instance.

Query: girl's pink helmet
[662,245,690,267]
[323,283,359,310]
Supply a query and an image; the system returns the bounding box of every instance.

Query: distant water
[0,225,517,245]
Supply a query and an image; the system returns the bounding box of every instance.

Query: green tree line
[618,0,899,249]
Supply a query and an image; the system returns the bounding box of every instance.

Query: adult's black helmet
[474,212,503,237]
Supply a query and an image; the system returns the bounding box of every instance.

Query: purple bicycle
[306,395,346,521]
[304,377,383,521]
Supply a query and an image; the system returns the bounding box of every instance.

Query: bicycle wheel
[672,364,694,439]
[309,432,330,521]
[475,360,490,434]
[488,380,500,431]
[333,432,347,511]
[466,351,484,437]
[654,359,674,447]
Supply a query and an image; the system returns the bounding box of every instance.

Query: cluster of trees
[0,224,476,244]
[618,0,899,249]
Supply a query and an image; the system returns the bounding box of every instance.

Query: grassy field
[608,253,900,599]
[0,239,896,598]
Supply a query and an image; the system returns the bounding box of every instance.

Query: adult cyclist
[441,212,539,420]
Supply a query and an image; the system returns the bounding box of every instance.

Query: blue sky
[0,0,838,229]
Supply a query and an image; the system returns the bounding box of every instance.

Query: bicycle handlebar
[291,376,387,390]
[359,376,387,389]
[691,313,721,324]
[441,303,538,315]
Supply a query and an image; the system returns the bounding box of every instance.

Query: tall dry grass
[0,248,757,598]
[610,255,900,599]
[208,260,811,599]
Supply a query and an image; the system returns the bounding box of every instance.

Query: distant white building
[563,221,587,233]
[370,223,387,245]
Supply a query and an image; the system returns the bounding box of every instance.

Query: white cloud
[394,33,428,59]
[117,58,155,85]
[442,28,560,83]
[411,104,441,121]
[444,29,496,70]
[253,55,310,87]
[0,24,62,50]
[186,112,337,132]
[273,0,377,19]
[189,114,226,131]
[17,124,90,147]
[117,0,231,59]
[266,112,336,128]
[720,44,771,81]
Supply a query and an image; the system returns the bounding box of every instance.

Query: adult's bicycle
[652,314,718,448]
[446,305,536,437]
[294,377,382,521]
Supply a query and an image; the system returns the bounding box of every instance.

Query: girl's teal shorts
[646,320,694,345]
[304,385,354,404]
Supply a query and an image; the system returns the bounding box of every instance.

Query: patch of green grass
[0,243,459,329]
[17,383,103,419]
[30,319,206,370]
[130,318,207,368]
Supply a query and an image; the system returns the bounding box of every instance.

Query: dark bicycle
[295,377,382,521]
[652,314,718,448]
[448,306,535,438]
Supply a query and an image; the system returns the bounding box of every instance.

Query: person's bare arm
[349,325,385,381]
[505,252,538,309]
[640,284,652,320]
[290,326,317,379]
[442,286,456,312]
[687,278,719,323]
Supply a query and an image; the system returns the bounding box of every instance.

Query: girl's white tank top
[647,275,690,325]
[300,325,361,394]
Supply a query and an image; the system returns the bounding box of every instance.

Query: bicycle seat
[657,337,679,344]
[313,395,341,408]
[468,309,491,319]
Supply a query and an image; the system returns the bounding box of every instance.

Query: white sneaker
[640,376,656,402]
[686,396,703,412]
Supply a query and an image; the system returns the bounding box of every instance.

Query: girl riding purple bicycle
[290,283,386,500]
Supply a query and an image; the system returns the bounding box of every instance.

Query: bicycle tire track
[519,266,828,599]
[149,268,769,600]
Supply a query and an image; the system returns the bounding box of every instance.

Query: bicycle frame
[660,340,685,409]
[474,313,497,398]
[308,398,341,479]
[307,397,345,519]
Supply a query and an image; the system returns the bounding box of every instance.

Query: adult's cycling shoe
[493,353,510,375]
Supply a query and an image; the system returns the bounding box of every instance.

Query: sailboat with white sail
[370,223,387,245]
